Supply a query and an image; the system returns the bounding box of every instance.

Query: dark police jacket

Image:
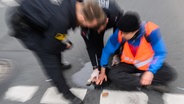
[16,0,77,53]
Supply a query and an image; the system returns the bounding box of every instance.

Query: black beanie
[117,11,140,32]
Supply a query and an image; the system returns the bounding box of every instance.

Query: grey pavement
[0,0,184,104]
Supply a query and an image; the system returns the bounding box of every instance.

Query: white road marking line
[40,87,69,104]
[40,87,87,104]
[177,87,184,91]
[70,88,87,100]
[3,85,184,104]
[100,90,148,104]
[163,93,184,104]
[4,86,39,102]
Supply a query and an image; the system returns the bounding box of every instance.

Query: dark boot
[64,92,83,104]
[69,97,83,104]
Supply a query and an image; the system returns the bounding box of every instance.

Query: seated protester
[96,11,177,92]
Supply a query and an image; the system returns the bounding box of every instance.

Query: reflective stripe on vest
[134,57,153,68]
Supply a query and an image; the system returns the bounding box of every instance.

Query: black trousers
[9,11,72,95]
[107,62,176,90]
[18,33,72,95]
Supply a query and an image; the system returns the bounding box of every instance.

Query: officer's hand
[140,71,154,86]
[66,42,72,49]
[95,67,107,85]
[86,68,99,86]
[65,40,73,49]
[111,55,120,66]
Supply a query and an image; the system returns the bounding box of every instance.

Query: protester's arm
[100,29,121,67]
[148,28,167,74]
[141,28,167,85]
[96,29,121,85]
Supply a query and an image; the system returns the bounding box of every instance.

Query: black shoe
[64,92,83,104]
[61,63,72,70]
[145,85,170,93]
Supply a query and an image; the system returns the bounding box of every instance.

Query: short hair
[82,0,107,28]
[117,11,141,32]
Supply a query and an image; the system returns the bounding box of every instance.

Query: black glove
[66,40,73,47]
[60,39,73,52]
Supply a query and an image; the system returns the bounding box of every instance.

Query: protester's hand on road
[95,67,107,85]
[95,72,107,85]
[140,71,154,85]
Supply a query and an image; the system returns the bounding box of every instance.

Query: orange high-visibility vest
[118,22,158,70]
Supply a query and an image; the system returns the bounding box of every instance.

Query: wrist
[148,70,155,74]
[93,66,98,70]
[145,71,154,77]
[100,67,106,74]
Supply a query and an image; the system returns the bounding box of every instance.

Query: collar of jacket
[129,22,146,41]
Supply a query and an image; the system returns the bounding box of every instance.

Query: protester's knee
[159,63,177,82]
[169,68,177,81]
[165,63,177,81]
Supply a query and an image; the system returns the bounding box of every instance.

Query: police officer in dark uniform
[81,0,123,85]
[7,0,106,103]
